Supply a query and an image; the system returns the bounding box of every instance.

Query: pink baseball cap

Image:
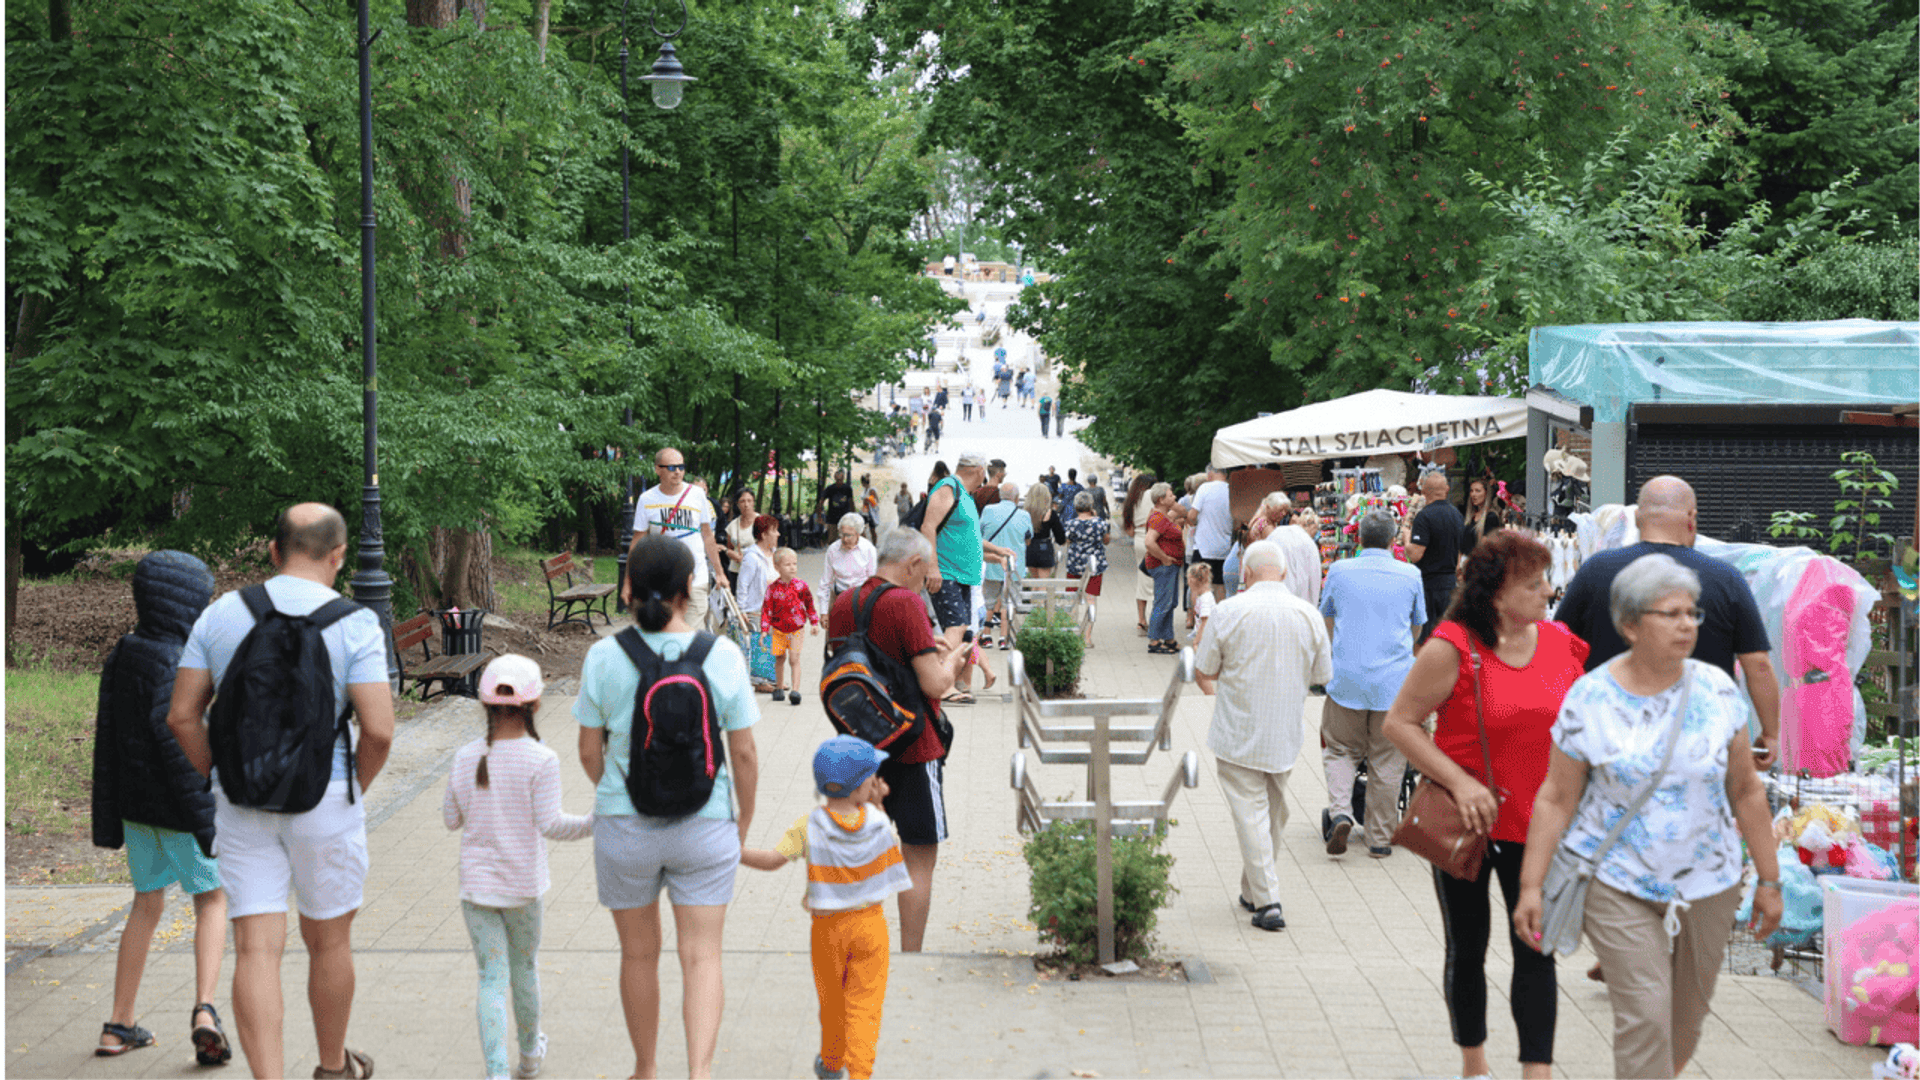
[479,654,544,705]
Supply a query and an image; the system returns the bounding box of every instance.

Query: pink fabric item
[1780,556,1856,778]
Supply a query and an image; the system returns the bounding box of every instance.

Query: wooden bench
[545,551,615,632]
[394,613,492,702]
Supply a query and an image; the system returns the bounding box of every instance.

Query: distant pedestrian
[1317,511,1425,858]
[1141,482,1185,654]
[942,254,955,276]
[1063,491,1110,648]
[1193,541,1331,933]
[925,406,943,454]
[1038,394,1052,436]
[860,476,880,542]
[977,481,1032,649]
[167,504,394,1080]
[1271,504,1323,608]
[1021,370,1037,406]
[1462,476,1505,552]
[1054,469,1082,515]
[1383,531,1584,1080]
[1404,470,1465,642]
[960,386,975,422]
[1122,474,1158,636]
[92,550,231,1066]
[740,737,913,1080]
[577,536,760,1080]
[443,655,593,1080]
[1189,468,1232,605]
[894,483,913,524]
[996,366,1014,408]
[626,448,729,631]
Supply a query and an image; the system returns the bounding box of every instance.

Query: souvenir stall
[1213,388,1527,574]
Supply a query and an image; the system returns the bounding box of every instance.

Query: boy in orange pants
[743,736,912,1080]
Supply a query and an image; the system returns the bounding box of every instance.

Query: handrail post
[1092,713,1115,965]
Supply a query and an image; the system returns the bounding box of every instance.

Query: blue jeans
[1148,564,1181,641]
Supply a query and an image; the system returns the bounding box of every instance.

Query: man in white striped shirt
[1193,540,1331,932]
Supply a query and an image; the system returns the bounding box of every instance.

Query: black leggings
[1432,839,1556,1064]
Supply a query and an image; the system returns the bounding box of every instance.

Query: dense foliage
[6,0,954,626]
[1024,820,1178,964]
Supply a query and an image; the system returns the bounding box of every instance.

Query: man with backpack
[823,528,968,952]
[167,503,394,1080]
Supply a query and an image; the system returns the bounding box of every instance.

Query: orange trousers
[811,903,890,1080]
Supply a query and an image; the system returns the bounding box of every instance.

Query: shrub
[1023,820,1178,964]
[1016,605,1083,696]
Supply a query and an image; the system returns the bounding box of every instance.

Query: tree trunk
[534,0,550,61]
[406,0,455,27]
[431,525,497,610]
[5,533,22,669]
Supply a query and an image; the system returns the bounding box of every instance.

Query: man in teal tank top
[920,453,1016,674]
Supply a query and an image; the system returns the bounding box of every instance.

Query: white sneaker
[515,1033,548,1079]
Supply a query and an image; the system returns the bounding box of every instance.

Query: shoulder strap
[307,597,364,630]
[855,581,894,634]
[1584,669,1693,869]
[614,626,656,675]
[1465,638,1498,795]
[239,584,273,621]
[682,630,717,668]
[984,507,1015,545]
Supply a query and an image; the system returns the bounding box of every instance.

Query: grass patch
[6,662,100,837]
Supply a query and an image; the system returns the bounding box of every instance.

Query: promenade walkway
[4,542,1875,1077]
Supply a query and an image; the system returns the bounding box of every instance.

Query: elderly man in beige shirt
[1194,539,1331,932]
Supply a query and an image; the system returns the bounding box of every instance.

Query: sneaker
[515,1033,548,1079]
[814,1056,846,1079]
[1251,904,1286,932]
[788,690,802,706]
[1326,815,1354,856]
[1367,845,1393,858]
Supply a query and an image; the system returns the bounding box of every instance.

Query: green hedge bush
[1016,605,1083,696]
[1023,821,1178,963]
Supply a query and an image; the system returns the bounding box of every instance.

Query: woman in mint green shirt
[575,536,759,1079]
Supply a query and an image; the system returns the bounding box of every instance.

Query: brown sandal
[313,1048,373,1079]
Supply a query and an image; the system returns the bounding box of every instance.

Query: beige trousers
[1216,759,1292,909]
[1584,879,1743,1079]
[686,581,711,632]
[1320,699,1407,848]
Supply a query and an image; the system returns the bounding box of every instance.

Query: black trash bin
[434,607,488,697]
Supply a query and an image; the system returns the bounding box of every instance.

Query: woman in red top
[1384,530,1587,1080]
[1141,482,1185,654]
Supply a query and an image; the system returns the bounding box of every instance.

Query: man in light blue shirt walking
[1317,510,1426,857]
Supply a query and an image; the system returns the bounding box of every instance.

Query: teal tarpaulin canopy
[1529,319,1920,423]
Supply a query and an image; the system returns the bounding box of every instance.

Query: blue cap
[813,735,888,798]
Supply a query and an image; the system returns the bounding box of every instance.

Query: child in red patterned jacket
[761,547,820,706]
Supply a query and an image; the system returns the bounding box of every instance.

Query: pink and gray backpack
[613,629,724,818]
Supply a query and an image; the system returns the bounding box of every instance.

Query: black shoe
[1367,845,1393,858]
[788,691,802,706]
[1238,895,1256,913]
[1320,807,1332,843]
[1251,904,1286,931]
[1326,815,1354,856]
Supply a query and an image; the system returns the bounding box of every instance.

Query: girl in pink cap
[444,654,595,1080]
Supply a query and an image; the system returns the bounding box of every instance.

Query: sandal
[96,1022,155,1057]
[940,690,976,705]
[313,1048,374,1080]
[192,1003,231,1066]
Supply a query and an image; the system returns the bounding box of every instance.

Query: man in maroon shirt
[826,528,968,951]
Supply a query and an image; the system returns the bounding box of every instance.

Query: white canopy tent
[1211,388,1526,468]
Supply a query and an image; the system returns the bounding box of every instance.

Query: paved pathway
[5,547,1877,1078]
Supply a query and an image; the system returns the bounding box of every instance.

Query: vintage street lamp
[352,0,395,675]
[615,0,696,607]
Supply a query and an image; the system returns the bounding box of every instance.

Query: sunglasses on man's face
[657,463,686,472]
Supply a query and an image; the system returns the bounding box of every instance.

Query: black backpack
[899,478,957,534]
[614,628,726,819]
[819,583,931,753]
[207,585,364,814]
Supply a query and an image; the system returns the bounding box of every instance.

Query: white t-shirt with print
[636,483,716,588]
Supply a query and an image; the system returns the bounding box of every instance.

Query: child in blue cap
[742,736,912,1080]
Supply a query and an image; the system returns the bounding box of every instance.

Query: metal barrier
[1008,645,1199,964]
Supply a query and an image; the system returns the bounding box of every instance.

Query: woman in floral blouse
[1062,491,1109,648]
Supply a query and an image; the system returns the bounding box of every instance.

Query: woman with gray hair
[821,512,877,604]
[1513,553,1782,1079]
[1141,482,1185,653]
[1062,491,1111,648]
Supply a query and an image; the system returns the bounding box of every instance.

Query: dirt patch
[1031,954,1187,983]
[5,552,600,885]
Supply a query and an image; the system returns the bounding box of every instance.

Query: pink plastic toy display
[1781,556,1857,777]
[1825,877,1920,1047]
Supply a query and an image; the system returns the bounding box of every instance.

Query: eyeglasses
[1642,607,1705,626]
[656,463,686,471]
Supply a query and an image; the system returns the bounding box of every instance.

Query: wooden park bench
[394,612,493,702]
[544,551,615,632]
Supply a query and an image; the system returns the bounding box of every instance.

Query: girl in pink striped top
[443,655,594,1080]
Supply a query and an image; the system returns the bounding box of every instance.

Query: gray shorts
[593,813,740,910]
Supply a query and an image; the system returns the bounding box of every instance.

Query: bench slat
[556,583,615,601]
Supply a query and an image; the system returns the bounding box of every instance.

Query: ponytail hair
[627,534,694,632]
[475,702,541,788]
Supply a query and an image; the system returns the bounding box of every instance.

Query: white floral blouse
[1552,659,1748,903]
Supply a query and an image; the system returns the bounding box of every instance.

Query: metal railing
[1008,645,1199,964]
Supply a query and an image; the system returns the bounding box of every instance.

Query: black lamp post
[614,0,697,609]
[351,0,395,676]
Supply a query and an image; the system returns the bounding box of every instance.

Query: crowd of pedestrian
[94,432,1790,1080]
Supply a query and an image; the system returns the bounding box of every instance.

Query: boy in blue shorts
[91,551,233,1064]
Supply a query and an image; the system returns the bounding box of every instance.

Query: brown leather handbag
[1391,638,1502,881]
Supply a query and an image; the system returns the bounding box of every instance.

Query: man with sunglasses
[623,448,729,630]
[1555,474,1779,769]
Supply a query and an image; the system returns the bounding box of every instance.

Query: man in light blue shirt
[1317,510,1426,858]
[976,481,1032,648]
